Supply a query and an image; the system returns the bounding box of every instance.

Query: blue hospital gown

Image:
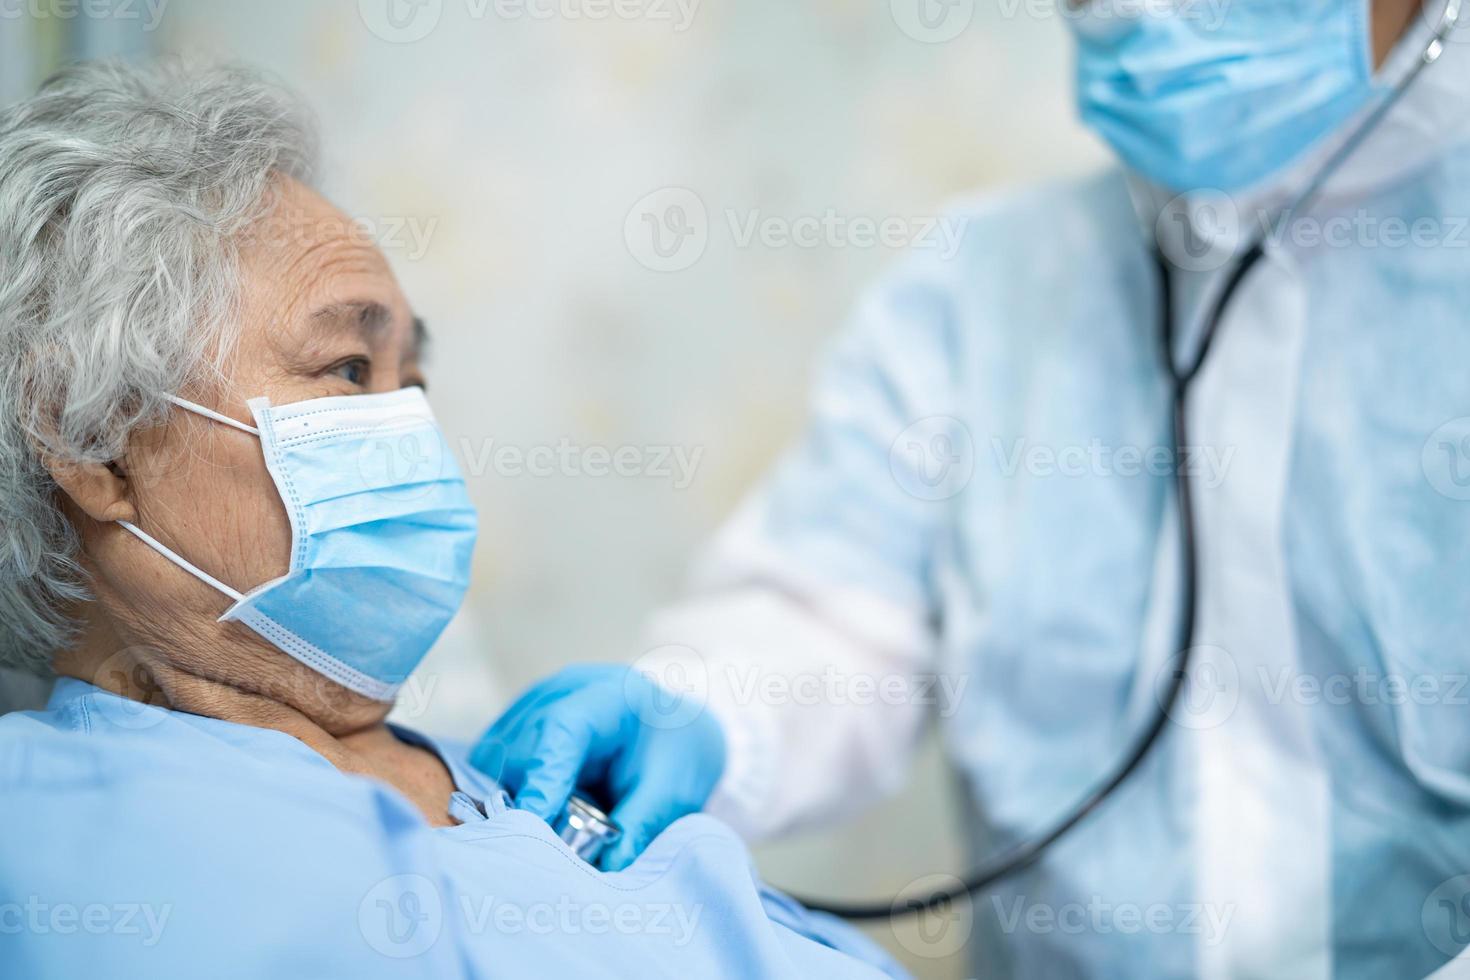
[0,678,907,979]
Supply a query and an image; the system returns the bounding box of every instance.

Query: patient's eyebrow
[410,316,430,362]
[310,300,393,339]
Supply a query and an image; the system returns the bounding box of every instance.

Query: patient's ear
[44,454,137,525]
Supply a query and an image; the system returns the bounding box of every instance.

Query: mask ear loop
[116,520,245,603]
[164,394,259,436]
[112,393,261,603]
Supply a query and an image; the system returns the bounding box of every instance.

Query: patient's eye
[329,357,370,387]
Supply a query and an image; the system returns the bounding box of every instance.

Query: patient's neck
[54,621,458,828]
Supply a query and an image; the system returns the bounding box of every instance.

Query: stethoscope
[791,0,1464,921]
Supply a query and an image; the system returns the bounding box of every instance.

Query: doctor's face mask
[1069,0,1377,194]
[119,385,478,702]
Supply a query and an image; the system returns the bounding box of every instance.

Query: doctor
[475,1,1470,975]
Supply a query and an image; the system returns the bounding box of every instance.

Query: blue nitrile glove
[470,663,726,871]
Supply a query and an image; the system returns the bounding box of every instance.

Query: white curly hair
[0,59,317,674]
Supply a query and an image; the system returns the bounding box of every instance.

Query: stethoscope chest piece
[555,794,622,865]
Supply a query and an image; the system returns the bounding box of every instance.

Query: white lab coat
[643,17,1470,980]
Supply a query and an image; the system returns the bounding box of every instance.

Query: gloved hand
[470,663,726,871]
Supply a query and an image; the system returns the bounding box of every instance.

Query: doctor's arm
[474,255,965,854]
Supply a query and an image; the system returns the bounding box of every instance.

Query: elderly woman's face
[78,178,426,723]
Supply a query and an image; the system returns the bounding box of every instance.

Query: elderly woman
[0,62,905,978]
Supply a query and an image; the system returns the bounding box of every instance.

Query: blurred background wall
[1,2,1109,974]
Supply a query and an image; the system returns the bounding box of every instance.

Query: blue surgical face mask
[119,386,478,702]
[1069,0,1376,193]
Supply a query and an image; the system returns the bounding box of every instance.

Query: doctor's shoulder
[838,166,1139,365]
[924,166,1134,263]
[866,166,1141,312]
